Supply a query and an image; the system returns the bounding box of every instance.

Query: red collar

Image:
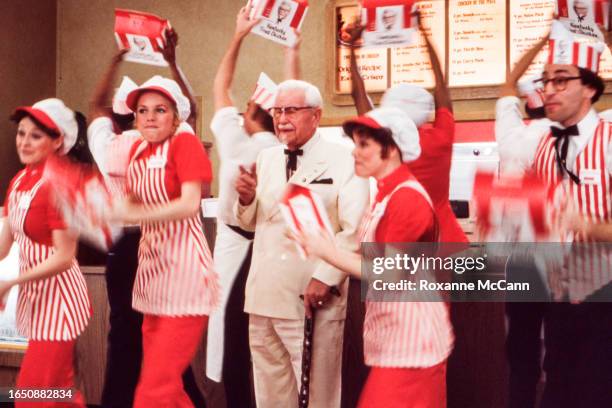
[375,164,414,203]
[25,161,46,177]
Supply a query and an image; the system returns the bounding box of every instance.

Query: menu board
[448,0,507,87]
[336,48,388,93]
[509,0,555,79]
[390,0,446,88]
[333,1,611,97]
[336,6,388,93]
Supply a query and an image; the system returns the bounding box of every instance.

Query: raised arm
[162,29,198,130]
[495,35,549,174]
[419,13,451,112]
[597,22,612,58]
[213,3,261,112]
[284,30,301,80]
[499,35,549,97]
[346,21,374,115]
[88,48,128,121]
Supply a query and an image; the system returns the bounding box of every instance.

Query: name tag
[18,195,32,210]
[580,168,601,186]
[147,156,166,169]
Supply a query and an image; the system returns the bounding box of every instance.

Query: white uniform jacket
[235,133,369,320]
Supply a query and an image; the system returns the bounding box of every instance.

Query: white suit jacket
[235,133,369,320]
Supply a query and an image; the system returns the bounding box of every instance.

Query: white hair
[275,80,323,108]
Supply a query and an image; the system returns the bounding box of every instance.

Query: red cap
[342,115,383,135]
[125,86,176,112]
[12,106,61,134]
[125,75,191,121]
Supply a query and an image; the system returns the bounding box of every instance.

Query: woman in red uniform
[345,16,467,244]
[294,107,454,408]
[115,75,218,407]
[0,98,91,407]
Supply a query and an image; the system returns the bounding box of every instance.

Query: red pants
[133,314,208,408]
[16,340,85,408]
[358,361,447,408]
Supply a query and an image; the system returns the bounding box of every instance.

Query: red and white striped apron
[534,120,612,301]
[359,179,454,368]
[7,172,91,341]
[127,136,218,316]
[104,130,141,199]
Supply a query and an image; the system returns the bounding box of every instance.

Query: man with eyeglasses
[206,4,301,407]
[496,21,611,408]
[495,34,558,408]
[234,79,369,407]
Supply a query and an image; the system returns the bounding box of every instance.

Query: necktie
[550,125,581,184]
[285,148,303,180]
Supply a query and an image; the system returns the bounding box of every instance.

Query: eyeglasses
[270,106,314,118]
[534,76,581,92]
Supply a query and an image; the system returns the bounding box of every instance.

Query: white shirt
[495,96,612,176]
[88,117,195,201]
[495,96,554,175]
[282,130,321,176]
[211,107,278,225]
[87,117,140,178]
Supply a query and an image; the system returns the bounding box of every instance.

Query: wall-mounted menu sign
[390,0,446,88]
[334,0,612,96]
[509,0,612,80]
[448,0,506,87]
[509,0,555,79]
[336,6,388,93]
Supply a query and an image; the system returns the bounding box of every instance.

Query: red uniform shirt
[129,132,212,199]
[374,164,436,243]
[3,162,66,246]
[408,108,467,243]
[363,164,453,369]
[409,108,454,206]
[127,131,218,316]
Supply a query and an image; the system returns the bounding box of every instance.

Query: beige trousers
[249,314,344,408]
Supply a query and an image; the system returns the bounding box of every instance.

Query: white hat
[13,98,78,155]
[380,84,434,127]
[126,75,191,121]
[548,20,605,73]
[251,72,278,111]
[112,76,138,115]
[342,107,421,163]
